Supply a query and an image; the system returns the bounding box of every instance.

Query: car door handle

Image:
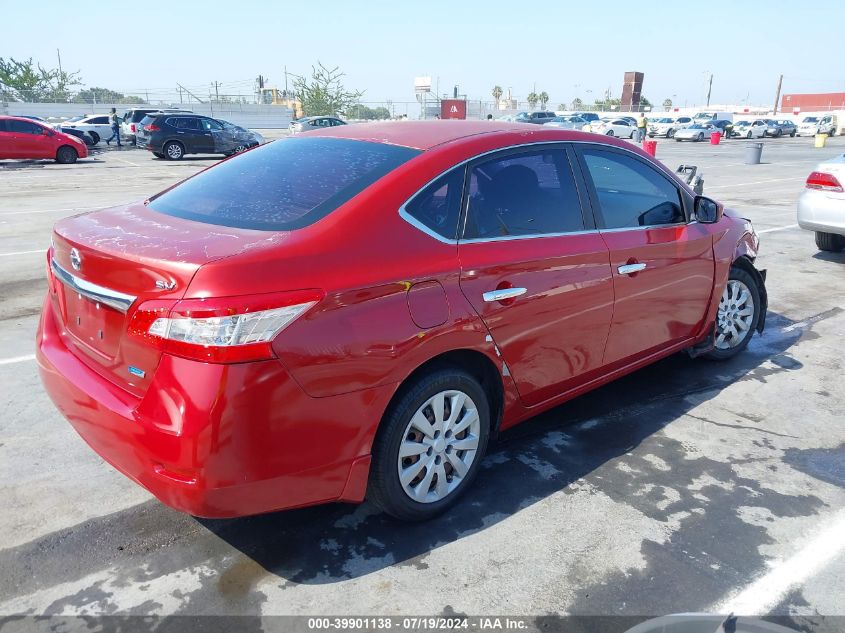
[483,287,527,302]
[618,263,647,275]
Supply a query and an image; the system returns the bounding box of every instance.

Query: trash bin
[745,142,763,165]
[642,140,657,157]
[710,131,722,145]
[815,134,828,148]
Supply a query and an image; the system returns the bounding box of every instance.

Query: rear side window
[89,116,109,125]
[580,148,684,229]
[464,148,584,239]
[148,137,421,231]
[403,169,464,240]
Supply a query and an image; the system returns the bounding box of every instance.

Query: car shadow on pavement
[812,250,845,264]
[196,308,831,586]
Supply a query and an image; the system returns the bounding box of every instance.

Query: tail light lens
[128,290,322,363]
[131,123,136,133]
[144,124,161,132]
[806,171,844,193]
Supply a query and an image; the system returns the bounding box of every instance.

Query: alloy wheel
[397,390,480,504]
[715,280,755,349]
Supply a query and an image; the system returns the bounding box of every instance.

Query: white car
[590,118,636,138]
[797,155,845,252]
[648,116,693,138]
[796,114,837,137]
[58,114,116,145]
[674,123,718,142]
[731,119,767,139]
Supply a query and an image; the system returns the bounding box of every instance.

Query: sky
[3,0,843,109]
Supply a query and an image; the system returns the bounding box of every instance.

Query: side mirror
[695,196,722,224]
[43,128,53,136]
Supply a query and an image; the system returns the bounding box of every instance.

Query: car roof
[303,119,604,151]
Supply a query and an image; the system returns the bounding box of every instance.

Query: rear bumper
[36,296,390,517]
[797,190,845,235]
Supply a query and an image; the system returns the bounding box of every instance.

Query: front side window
[403,169,464,240]
[581,148,684,229]
[201,118,223,131]
[148,137,420,231]
[8,120,42,134]
[463,148,584,239]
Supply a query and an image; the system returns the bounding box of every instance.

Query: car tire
[746,131,752,139]
[163,141,184,160]
[815,231,845,252]
[55,146,78,164]
[368,368,491,521]
[606,130,614,137]
[697,132,704,142]
[667,129,675,138]
[790,130,796,137]
[704,266,762,361]
[89,131,100,145]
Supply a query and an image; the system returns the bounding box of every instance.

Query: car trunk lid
[49,202,284,398]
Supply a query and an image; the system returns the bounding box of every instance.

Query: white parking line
[0,249,44,257]
[757,224,799,234]
[714,510,845,614]
[0,354,36,366]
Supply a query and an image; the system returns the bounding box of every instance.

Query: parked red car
[0,115,88,163]
[37,121,766,521]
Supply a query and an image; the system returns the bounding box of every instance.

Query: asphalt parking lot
[1,133,843,627]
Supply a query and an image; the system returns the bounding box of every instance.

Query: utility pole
[178,86,183,104]
[284,66,289,97]
[213,81,220,102]
[706,73,713,107]
[56,49,63,75]
[772,74,783,115]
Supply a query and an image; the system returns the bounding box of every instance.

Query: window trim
[573,142,692,230]
[398,140,693,244]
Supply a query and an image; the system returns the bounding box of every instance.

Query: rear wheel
[704,267,761,360]
[697,132,704,141]
[163,141,184,160]
[606,130,615,137]
[56,146,78,164]
[89,131,100,145]
[815,231,845,252]
[368,369,491,521]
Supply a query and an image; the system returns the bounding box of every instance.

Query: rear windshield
[147,137,421,231]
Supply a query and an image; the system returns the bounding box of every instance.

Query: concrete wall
[0,102,294,129]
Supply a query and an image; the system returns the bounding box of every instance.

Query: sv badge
[155,280,177,290]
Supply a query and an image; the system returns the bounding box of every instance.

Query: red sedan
[37,121,766,521]
[0,115,89,163]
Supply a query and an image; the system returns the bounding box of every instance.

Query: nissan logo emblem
[69,248,82,271]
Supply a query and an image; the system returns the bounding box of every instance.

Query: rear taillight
[806,171,843,193]
[128,290,322,363]
[131,123,136,133]
[144,124,160,132]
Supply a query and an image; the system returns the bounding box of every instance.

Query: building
[781,92,845,113]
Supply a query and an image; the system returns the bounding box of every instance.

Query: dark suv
[514,111,557,124]
[136,113,263,160]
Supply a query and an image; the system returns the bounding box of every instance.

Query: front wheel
[667,128,675,138]
[368,369,491,521]
[815,231,845,252]
[89,131,100,145]
[704,267,762,360]
[746,131,753,139]
[606,130,615,137]
[55,146,78,164]
[697,132,704,141]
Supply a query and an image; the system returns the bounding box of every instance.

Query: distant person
[636,112,647,142]
[105,107,121,147]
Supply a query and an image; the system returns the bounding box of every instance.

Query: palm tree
[571,97,584,110]
[492,85,503,110]
[663,98,673,111]
[527,92,539,110]
[539,91,549,109]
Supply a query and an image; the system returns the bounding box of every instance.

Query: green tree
[639,96,652,110]
[73,87,145,104]
[492,85,503,109]
[570,97,584,110]
[538,91,549,109]
[527,91,539,109]
[0,56,81,102]
[293,62,362,117]
[662,98,673,111]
